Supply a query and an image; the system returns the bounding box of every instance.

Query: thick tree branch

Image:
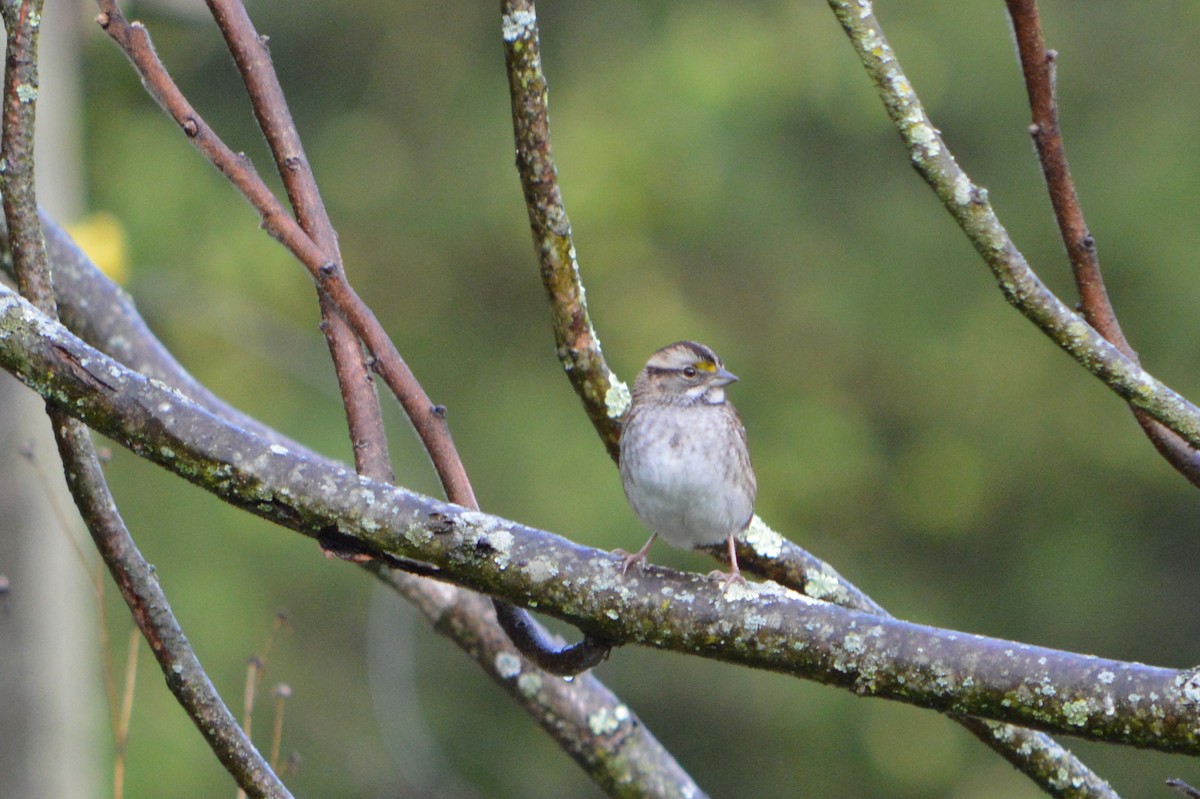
[371,567,701,799]
[20,210,333,464]
[9,223,1111,798]
[723,520,1119,798]
[5,287,1200,757]
[1004,0,1200,487]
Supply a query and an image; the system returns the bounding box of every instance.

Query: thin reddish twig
[205,0,337,251]
[201,0,611,671]
[1006,0,1200,486]
[202,0,392,481]
[97,0,609,673]
[95,0,474,505]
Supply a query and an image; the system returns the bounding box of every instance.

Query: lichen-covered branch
[0,0,50,310]
[6,217,1109,799]
[826,0,1200,449]
[501,0,625,460]
[725,521,1117,799]
[373,567,703,799]
[5,285,1200,757]
[2,212,333,464]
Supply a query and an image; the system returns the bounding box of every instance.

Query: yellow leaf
[66,211,129,285]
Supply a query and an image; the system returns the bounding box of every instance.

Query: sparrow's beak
[711,367,739,387]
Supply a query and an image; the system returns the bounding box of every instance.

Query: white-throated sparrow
[618,341,756,586]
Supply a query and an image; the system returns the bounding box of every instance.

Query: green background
[54,0,1200,796]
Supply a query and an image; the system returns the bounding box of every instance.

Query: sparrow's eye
[682,366,698,378]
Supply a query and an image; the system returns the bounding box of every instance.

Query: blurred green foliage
[49,0,1200,796]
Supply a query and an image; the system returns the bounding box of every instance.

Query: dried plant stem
[269,685,291,772]
[112,627,140,799]
[19,442,126,739]
[233,657,261,799]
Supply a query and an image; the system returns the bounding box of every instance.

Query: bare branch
[1006,2,1116,340]
[0,0,51,311]
[96,0,612,676]
[29,212,332,463]
[52,418,293,798]
[372,567,703,798]
[501,0,625,461]
[204,0,337,253]
[826,0,1200,450]
[1005,0,1200,486]
[201,0,393,482]
[726,520,1119,798]
[1168,778,1200,799]
[93,0,474,503]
